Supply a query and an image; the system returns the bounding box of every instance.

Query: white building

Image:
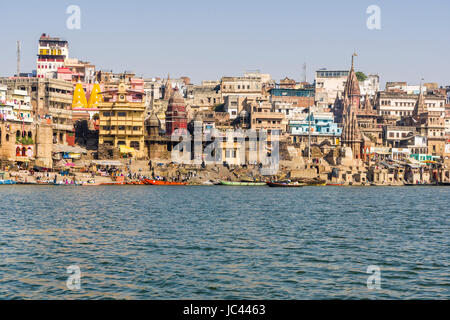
[36,33,69,79]
[272,101,305,120]
[315,69,349,107]
[377,91,446,118]
[359,74,380,96]
[0,85,6,104]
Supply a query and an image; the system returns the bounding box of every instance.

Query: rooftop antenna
[16,41,21,77]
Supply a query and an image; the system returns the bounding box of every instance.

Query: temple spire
[351,52,357,71]
[413,79,426,116]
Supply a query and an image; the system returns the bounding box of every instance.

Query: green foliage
[356,71,368,82]
[16,136,34,145]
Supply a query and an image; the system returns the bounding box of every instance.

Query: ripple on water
[0,185,449,299]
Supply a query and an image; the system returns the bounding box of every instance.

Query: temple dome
[145,112,160,127]
[168,88,184,104]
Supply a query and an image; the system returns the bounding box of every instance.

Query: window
[130,141,140,150]
[118,112,127,117]
[118,126,125,130]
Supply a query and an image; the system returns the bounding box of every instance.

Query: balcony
[52,123,73,131]
[46,91,72,102]
[49,107,73,117]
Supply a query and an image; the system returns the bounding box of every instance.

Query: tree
[356,71,368,82]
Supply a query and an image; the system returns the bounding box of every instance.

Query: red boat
[326,183,344,186]
[143,179,187,186]
[126,181,146,185]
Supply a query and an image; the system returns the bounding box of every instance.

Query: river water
[0,185,448,299]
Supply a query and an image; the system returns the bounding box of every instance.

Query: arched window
[6,134,9,142]
[16,130,21,138]
[22,147,26,156]
[16,146,21,156]
[28,131,32,138]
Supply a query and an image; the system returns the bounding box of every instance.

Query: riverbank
[2,157,450,186]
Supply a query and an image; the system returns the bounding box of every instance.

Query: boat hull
[267,182,303,188]
[143,179,187,186]
[219,181,266,186]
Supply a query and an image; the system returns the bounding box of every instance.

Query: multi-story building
[247,99,285,133]
[58,58,96,84]
[98,82,146,158]
[384,126,416,148]
[272,101,305,120]
[9,89,33,123]
[385,82,425,94]
[224,95,248,120]
[402,89,447,156]
[315,69,349,107]
[36,34,69,79]
[186,81,222,112]
[0,77,74,145]
[288,112,342,145]
[376,91,446,118]
[269,87,315,108]
[0,85,6,104]
[220,75,263,99]
[359,74,380,96]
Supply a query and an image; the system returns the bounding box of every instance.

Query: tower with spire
[165,88,187,136]
[413,83,427,117]
[339,53,363,159]
[334,53,361,123]
[163,74,173,100]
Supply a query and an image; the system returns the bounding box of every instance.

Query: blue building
[288,112,342,144]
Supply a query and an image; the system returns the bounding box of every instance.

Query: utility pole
[302,62,307,83]
[16,41,21,77]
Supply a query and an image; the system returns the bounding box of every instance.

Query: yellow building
[98,82,146,158]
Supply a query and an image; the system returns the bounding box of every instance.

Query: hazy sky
[1,0,449,86]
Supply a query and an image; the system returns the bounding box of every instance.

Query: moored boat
[0,180,17,185]
[143,179,187,186]
[267,181,304,188]
[326,182,345,186]
[126,181,146,185]
[219,180,266,186]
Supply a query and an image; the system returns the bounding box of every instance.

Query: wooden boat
[82,182,102,186]
[267,181,304,188]
[143,179,187,186]
[0,180,17,185]
[308,182,327,186]
[326,182,345,186]
[100,182,126,186]
[126,181,145,185]
[219,180,266,186]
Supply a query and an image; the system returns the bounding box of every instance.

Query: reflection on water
[0,186,449,299]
